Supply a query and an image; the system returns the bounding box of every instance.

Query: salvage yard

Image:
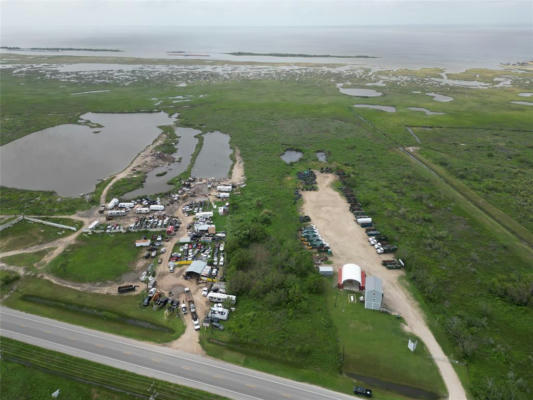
[302,171,465,399]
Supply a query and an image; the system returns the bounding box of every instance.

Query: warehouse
[338,263,365,291]
[364,276,383,310]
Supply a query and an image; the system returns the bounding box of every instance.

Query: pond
[408,107,445,115]
[339,87,383,97]
[191,131,233,178]
[511,101,533,106]
[425,92,454,102]
[354,104,396,112]
[316,151,327,162]
[0,112,175,197]
[280,150,303,164]
[518,93,533,97]
[124,127,201,199]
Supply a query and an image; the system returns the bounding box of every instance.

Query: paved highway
[0,307,360,400]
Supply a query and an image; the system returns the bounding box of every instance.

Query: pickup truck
[181,303,187,314]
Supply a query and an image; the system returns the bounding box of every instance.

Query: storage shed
[338,263,365,291]
[185,260,207,278]
[318,265,334,276]
[364,276,383,310]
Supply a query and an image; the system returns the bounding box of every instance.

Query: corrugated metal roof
[186,260,207,275]
[365,276,383,292]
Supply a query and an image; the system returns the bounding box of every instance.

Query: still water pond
[281,150,303,164]
[125,127,201,199]
[0,112,175,197]
[354,104,396,112]
[426,92,454,102]
[316,151,327,162]
[191,131,233,178]
[338,87,383,97]
[408,107,445,115]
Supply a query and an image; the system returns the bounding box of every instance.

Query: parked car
[353,386,372,398]
[193,320,201,331]
[142,296,152,307]
[211,321,224,331]
[202,288,209,297]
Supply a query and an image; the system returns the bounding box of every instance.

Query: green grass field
[106,172,147,201]
[3,277,184,342]
[0,248,52,268]
[326,281,445,396]
[0,219,80,252]
[0,337,227,400]
[47,232,144,282]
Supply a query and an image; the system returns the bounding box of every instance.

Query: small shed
[364,276,383,310]
[185,260,207,278]
[318,265,334,276]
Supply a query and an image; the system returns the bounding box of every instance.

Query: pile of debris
[297,169,317,191]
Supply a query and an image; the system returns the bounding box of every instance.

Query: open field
[46,232,144,282]
[106,172,147,201]
[0,337,226,400]
[1,55,532,398]
[3,277,185,342]
[1,248,52,268]
[0,219,80,252]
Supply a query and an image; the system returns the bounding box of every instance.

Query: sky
[1,0,532,28]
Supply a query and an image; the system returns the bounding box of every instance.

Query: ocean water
[1,25,532,71]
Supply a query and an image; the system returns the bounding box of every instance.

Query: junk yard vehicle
[117,284,136,294]
[382,259,405,269]
[353,386,373,398]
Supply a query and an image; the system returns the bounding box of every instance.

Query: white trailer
[216,185,233,193]
[149,204,165,211]
[207,292,236,305]
[88,220,99,230]
[135,207,150,214]
[196,211,213,219]
[356,217,372,225]
[217,192,230,199]
[106,198,119,210]
[106,210,126,217]
[118,202,135,208]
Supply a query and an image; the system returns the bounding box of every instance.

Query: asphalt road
[0,307,360,400]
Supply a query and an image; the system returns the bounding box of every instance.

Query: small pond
[408,107,445,115]
[425,92,454,102]
[191,131,233,178]
[518,92,533,97]
[124,127,201,199]
[316,151,327,162]
[281,150,303,164]
[0,112,175,197]
[511,101,533,106]
[354,104,396,113]
[339,87,383,97]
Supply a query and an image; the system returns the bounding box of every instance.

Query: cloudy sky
[1,0,531,28]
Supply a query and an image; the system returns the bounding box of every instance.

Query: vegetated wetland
[1,52,533,400]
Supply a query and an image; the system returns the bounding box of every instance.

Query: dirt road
[301,172,467,400]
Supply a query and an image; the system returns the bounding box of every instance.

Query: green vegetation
[106,172,146,201]
[4,278,184,342]
[1,55,532,398]
[328,285,445,396]
[0,177,111,215]
[0,219,79,252]
[1,248,51,268]
[0,270,20,295]
[0,337,227,400]
[47,232,142,282]
[155,125,179,154]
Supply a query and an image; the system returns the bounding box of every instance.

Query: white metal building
[364,276,383,310]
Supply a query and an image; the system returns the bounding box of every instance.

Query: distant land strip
[227,51,378,58]
[1,46,122,52]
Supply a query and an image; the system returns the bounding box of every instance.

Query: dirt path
[301,172,467,400]
[230,148,245,186]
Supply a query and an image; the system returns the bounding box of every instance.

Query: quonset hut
[338,263,365,291]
